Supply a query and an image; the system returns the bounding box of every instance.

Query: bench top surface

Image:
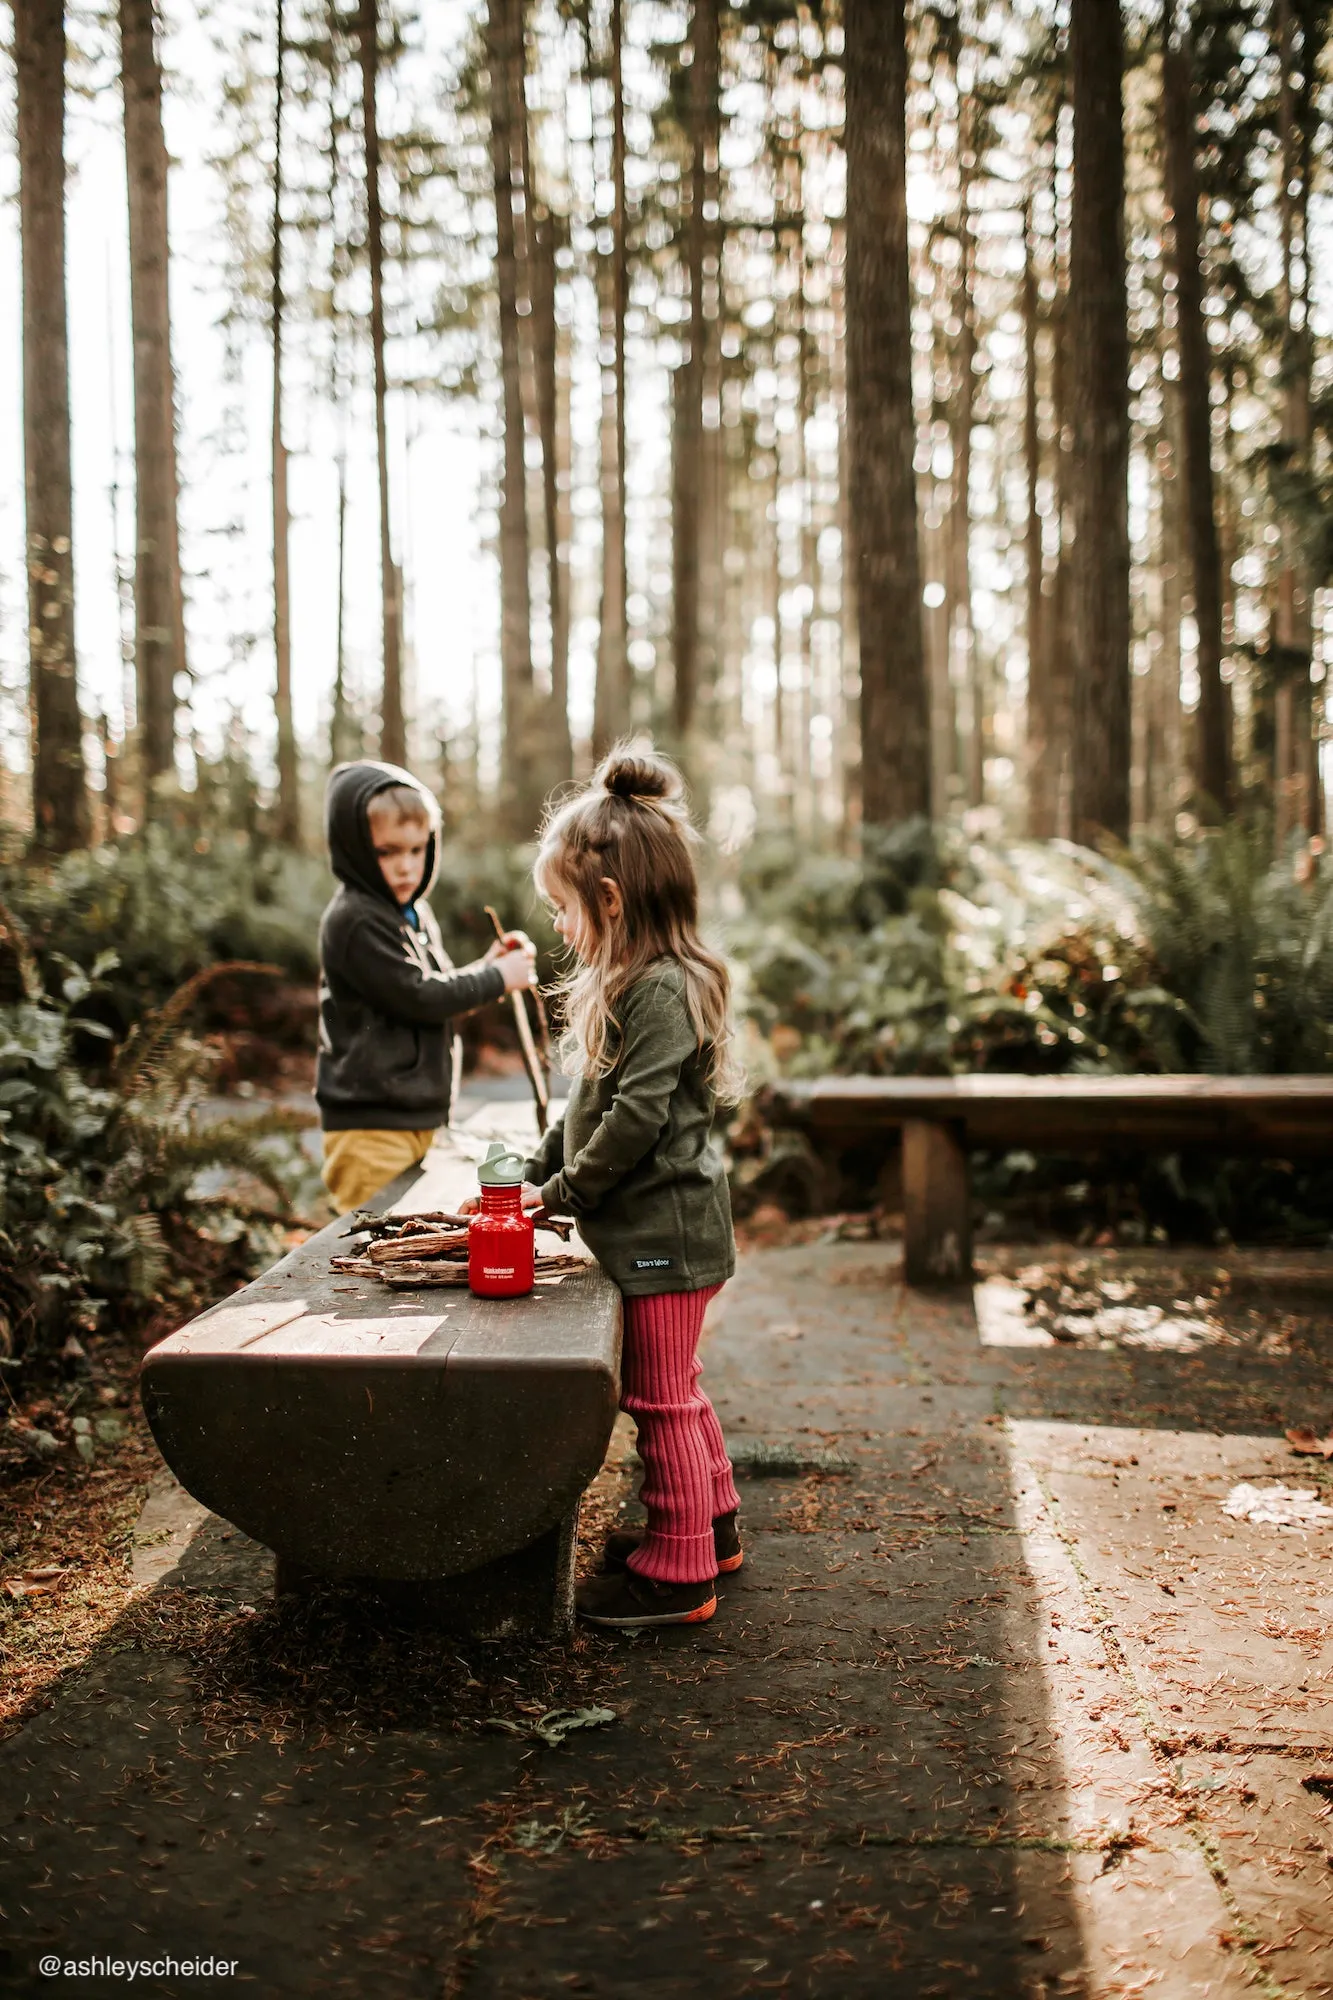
[148,1105,620,1370]
[769,1073,1333,1107]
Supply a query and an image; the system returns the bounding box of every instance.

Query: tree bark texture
[951,139,981,812]
[1022,198,1055,838]
[357,0,404,768]
[1273,0,1317,847]
[514,29,570,795]
[16,0,90,850]
[844,0,930,827]
[121,0,187,809]
[531,206,572,785]
[1161,26,1229,817]
[671,0,719,745]
[270,0,299,841]
[594,0,630,756]
[487,0,538,831]
[1068,1,1131,845]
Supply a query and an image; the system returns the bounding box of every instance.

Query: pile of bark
[330,1210,585,1290]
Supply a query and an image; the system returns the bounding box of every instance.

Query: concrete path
[2,1237,1332,1997]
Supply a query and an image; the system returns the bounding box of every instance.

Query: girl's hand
[460,1184,544,1216]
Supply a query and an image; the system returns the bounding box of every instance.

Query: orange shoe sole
[717,1551,744,1574]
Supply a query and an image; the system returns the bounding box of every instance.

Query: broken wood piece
[368,1231,470,1266]
[376,1251,590,1290]
[380,1263,472,1288]
[341,1208,472,1239]
[329,1256,377,1276]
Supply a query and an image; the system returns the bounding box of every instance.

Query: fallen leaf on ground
[1285,1427,1333,1458]
[532,1707,617,1747]
[1222,1482,1333,1528]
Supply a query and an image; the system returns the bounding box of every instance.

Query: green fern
[0,910,310,1358]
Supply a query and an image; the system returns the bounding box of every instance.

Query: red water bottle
[468,1143,535,1298]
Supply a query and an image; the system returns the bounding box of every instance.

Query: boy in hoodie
[317,760,536,1212]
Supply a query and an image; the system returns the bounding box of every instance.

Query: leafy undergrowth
[0,828,325,1040]
[0,901,320,1370]
[728,816,1333,1084]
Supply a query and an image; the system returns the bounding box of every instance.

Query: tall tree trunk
[330,448,359,765]
[356,0,404,768]
[1273,0,1315,850]
[120,0,187,810]
[594,0,630,756]
[1156,412,1185,833]
[1068,1,1131,845]
[17,0,89,850]
[531,207,572,782]
[672,0,718,746]
[1161,15,1228,818]
[925,286,956,816]
[487,0,536,829]
[1023,195,1056,838]
[1049,283,1075,838]
[951,130,981,811]
[515,25,570,791]
[270,0,298,840]
[843,0,929,827]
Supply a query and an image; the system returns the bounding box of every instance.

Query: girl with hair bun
[525,742,744,1628]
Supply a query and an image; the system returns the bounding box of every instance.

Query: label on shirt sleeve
[632,1256,674,1271]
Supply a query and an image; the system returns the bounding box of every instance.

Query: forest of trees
[9,0,1333,1350]
[4,0,1332,864]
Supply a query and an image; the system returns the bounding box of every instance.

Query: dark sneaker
[576,1571,717,1629]
[602,1510,743,1577]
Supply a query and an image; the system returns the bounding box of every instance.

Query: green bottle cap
[478,1140,527,1186]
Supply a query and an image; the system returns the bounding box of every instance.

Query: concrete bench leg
[902,1117,972,1285]
[271,1499,583,1638]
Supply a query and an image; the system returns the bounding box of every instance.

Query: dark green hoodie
[316,761,505,1132]
[524,959,735,1297]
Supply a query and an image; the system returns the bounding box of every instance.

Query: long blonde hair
[534,745,744,1103]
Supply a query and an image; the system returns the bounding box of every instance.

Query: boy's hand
[495,944,537,993]
[484,928,534,960]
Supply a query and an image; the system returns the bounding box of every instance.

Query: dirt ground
[2,1234,1332,1997]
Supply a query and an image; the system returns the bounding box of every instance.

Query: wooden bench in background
[141,1108,621,1635]
[764,1074,1333,1285]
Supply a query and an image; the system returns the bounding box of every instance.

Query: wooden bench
[764,1074,1333,1285]
[140,1111,621,1635]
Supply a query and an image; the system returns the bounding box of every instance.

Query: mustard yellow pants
[321,1128,436,1213]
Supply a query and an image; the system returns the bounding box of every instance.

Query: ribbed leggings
[621,1284,741,1584]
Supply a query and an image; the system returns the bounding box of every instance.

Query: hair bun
[597,745,682,805]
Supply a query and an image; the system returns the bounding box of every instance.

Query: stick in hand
[484,904,550,1135]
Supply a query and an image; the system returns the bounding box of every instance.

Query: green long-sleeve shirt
[524,959,736,1297]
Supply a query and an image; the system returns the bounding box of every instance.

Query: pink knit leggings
[621,1284,741,1585]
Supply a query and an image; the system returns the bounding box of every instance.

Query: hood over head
[325,760,442,907]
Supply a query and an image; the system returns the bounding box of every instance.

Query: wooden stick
[341,1208,471,1238]
[373,1250,590,1289]
[484,904,550,1135]
[368,1232,469,1266]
